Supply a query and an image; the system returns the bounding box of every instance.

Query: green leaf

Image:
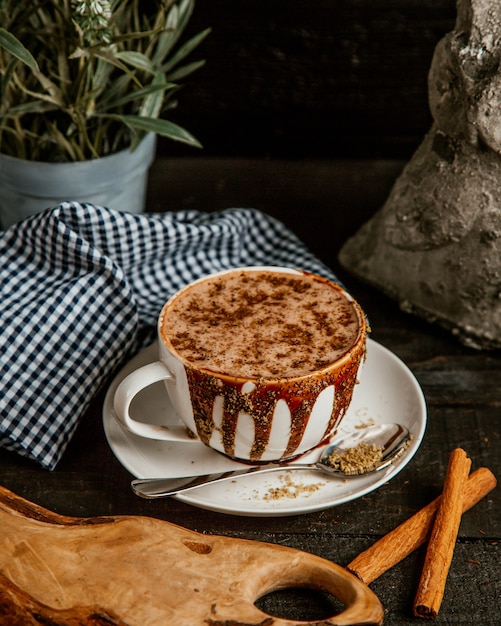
[93,49,143,88]
[11,82,64,109]
[152,4,180,64]
[1,100,57,116]
[115,51,156,75]
[176,0,197,43]
[161,27,211,75]
[96,81,174,113]
[68,46,86,60]
[91,57,116,102]
[30,75,65,106]
[139,72,169,118]
[98,74,131,107]
[0,28,39,72]
[166,59,206,82]
[113,114,202,148]
[2,58,19,95]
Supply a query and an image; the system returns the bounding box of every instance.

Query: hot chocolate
[160,268,361,379]
[115,267,367,462]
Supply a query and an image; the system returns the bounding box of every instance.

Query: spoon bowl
[131,422,411,499]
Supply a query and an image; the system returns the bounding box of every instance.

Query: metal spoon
[131,422,411,499]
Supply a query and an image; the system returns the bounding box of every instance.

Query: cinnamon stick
[347,466,497,584]
[412,448,471,618]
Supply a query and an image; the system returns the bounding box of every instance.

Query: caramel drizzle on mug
[184,350,362,462]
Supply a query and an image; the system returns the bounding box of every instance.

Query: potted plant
[0,0,210,227]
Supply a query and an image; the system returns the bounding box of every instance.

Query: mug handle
[113,361,197,442]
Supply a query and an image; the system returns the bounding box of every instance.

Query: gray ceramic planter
[0,133,156,229]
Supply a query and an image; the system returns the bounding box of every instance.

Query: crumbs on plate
[354,417,376,429]
[259,472,324,501]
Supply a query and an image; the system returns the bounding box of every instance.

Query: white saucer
[103,339,427,517]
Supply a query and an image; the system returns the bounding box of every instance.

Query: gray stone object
[339,0,501,349]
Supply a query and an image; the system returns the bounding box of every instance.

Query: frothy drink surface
[161,269,361,379]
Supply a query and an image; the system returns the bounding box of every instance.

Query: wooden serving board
[0,485,383,626]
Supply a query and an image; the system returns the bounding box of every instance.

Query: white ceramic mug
[113,266,367,462]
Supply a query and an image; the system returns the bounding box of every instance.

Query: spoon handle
[131,463,315,499]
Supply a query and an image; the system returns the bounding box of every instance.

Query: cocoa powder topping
[161,269,361,378]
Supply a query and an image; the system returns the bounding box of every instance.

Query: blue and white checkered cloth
[0,202,339,470]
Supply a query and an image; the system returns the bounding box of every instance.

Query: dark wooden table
[1,158,499,624]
